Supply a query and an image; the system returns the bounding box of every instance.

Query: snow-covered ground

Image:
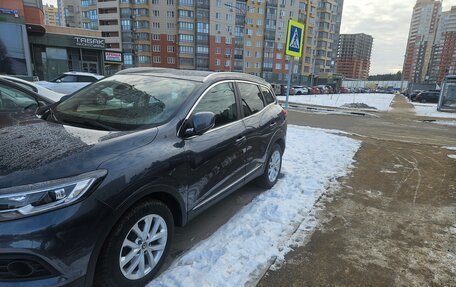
[413,103,456,119]
[430,120,456,127]
[277,93,395,111]
[150,125,361,287]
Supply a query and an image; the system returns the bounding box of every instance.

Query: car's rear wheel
[95,200,174,287]
[256,144,282,189]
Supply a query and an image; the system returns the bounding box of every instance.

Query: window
[167,46,175,52]
[167,35,176,42]
[215,48,221,54]
[179,46,194,54]
[153,56,161,63]
[78,76,97,82]
[153,45,161,52]
[56,75,77,82]
[237,83,264,116]
[260,86,275,104]
[124,54,133,65]
[0,84,37,111]
[179,22,193,30]
[152,34,160,40]
[137,55,151,64]
[192,83,237,128]
[215,59,220,66]
[167,57,175,64]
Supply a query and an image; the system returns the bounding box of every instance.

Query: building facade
[75,0,344,85]
[429,6,456,83]
[44,4,65,26]
[403,0,442,83]
[63,0,82,27]
[336,33,373,80]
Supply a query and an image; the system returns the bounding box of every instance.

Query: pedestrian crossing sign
[285,20,304,58]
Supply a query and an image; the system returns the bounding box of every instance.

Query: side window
[78,76,97,83]
[59,75,78,82]
[192,82,238,128]
[238,82,265,117]
[0,84,37,111]
[260,86,275,105]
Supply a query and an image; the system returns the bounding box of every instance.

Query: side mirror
[56,79,62,83]
[184,112,215,137]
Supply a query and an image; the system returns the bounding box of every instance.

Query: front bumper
[0,199,112,287]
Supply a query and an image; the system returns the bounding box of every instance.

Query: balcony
[98,13,118,20]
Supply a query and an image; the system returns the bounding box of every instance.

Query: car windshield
[53,74,198,130]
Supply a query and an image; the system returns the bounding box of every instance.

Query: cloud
[341,0,456,75]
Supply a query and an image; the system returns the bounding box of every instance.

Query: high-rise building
[336,33,373,80]
[44,2,65,26]
[403,0,442,83]
[76,0,344,84]
[63,0,81,28]
[429,6,456,83]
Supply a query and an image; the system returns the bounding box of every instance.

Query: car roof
[0,78,52,104]
[116,67,270,85]
[62,71,104,79]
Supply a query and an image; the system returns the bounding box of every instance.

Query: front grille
[0,254,58,281]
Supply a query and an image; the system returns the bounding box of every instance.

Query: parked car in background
[0,68,287,287]
[310,86,321,94]
[36,72,104,95]
[415,90,440,103]
[340,87,349,93]
[316,85,329,94]
[409,90,423,101]
[0,75,64,102]
[292,86,309,95]
[0,78,53,127]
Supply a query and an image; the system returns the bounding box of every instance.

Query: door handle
[270,121,277,127]
[235,136,246,144]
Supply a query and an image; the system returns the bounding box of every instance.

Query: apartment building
[77,0,344,84]
[429,6,456,83]
[336,33,373,80]
[64,0,82,27]
[403,0,442,83]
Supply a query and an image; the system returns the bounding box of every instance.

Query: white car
[0,75,65,102]
[36,72,104,95]
[293,86,309,95]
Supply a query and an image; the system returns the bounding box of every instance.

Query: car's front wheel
[256,143,283,189]
[95,200,174,287]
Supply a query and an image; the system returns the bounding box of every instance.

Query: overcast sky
[43,0,455,75]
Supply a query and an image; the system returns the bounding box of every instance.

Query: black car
[0,78,53,127]
[414,90,440,103]
[0,68,287,287]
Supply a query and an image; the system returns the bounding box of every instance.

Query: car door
[184,81,247,212]
[237,81,277,174]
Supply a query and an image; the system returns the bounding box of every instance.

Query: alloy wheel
[268,150,281,183]
[119,214,168,280]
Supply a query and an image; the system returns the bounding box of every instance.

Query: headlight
[0,170,107,221]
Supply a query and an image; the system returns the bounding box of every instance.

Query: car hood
[0,120,158,187]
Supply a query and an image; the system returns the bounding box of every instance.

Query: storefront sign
[73,36,105,49]
[0,8,19,17]
[105,51,122,62]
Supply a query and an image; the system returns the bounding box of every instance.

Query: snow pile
[277,93,395,111]
[413,103,456,119]
[150,125,361,287]
[431,120,456,127]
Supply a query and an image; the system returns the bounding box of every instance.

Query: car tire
[95,200,174,287]
[256,143,282,189]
